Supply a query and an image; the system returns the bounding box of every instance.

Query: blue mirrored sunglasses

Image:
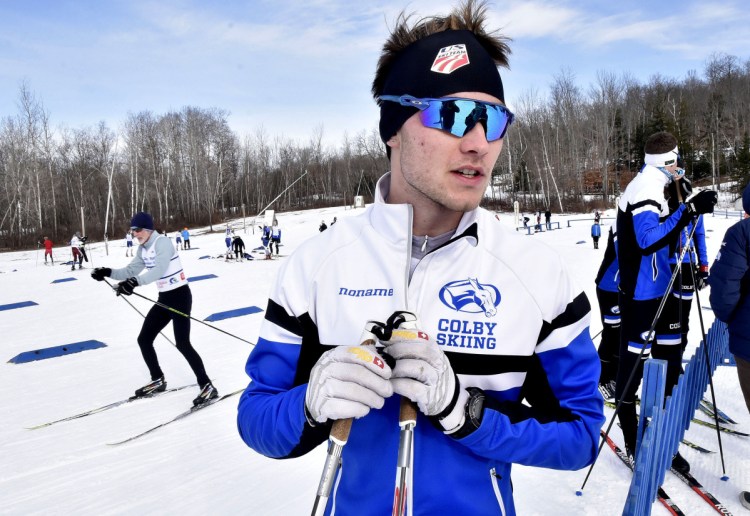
[379,95,515,142]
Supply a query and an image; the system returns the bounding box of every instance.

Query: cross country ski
[601,430,685,516]
[108,388,243,445]
[26,384,198,430]
[670,468,733,515]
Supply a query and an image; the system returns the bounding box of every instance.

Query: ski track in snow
[1,205,748,515]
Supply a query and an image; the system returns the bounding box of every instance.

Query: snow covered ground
[1,204,748,515]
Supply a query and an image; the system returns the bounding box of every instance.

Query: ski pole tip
[721,475,729,481]
[575,491,583,497]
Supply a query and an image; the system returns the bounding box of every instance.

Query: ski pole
[108,284,255,346]
[386,311,420,516]
[579,221,699,493]
[311,323,380,516]
[102,278,176,347]
[688,242,728,479]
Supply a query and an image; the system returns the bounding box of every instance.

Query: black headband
[377,29,505,144]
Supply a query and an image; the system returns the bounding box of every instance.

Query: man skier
[614,131,717,472]
[237,2,604,514]
[90,212,217,406]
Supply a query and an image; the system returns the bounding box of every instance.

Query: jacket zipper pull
[421,236,428,253]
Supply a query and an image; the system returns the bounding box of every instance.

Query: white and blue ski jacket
[237,173,604,516]
[616,165,692,301]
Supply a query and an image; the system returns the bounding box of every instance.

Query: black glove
[91,267,111,281]
[695,264,709,290]
[115,277,138,296]
[686,190,718,215]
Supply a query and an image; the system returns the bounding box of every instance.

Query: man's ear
[386,134,399,148]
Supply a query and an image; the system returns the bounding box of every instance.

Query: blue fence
[624,319,730,515]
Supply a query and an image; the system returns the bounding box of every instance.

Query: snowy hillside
[1,204,748,515]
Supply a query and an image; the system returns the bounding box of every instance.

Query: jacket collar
[142,230,160,250]
[641,164,672,187]
[371,172,480,248]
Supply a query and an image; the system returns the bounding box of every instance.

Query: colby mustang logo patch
[431,44,470,74]
[439,278,500,317]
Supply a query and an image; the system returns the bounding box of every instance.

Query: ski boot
[134,376,167,398]
[671,452,690,475]
[193,383,219,406]
[598,379,616,401]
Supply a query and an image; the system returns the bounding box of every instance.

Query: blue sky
[1,0,749,147]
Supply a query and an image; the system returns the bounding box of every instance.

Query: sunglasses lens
[420,99,512,141]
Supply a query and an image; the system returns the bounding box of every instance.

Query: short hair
[371,0,511,99]
[644,131,678,155]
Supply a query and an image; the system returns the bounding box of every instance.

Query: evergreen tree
[734,132,750,192]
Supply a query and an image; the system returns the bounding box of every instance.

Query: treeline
[2,53,750,249]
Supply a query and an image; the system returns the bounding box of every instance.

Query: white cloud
[493,0,750,58]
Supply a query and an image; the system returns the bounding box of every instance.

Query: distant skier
[181,227,190,250]
[591,222,601,249]
[70,233,84,270]
[125,231,134,257]
[90,212,218,406]
[232,235,245,261]
[42,236,54,265]
[77,232,89,264]
[270,221,281,255]
[261,225,272,260]
[318,220,327,232]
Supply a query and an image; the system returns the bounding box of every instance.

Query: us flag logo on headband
[431,44,470,74]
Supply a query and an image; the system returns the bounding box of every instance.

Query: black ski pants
[664,262,696,351]
[596,287,621,384]
[137,285,210,387]
[615,295,685,452]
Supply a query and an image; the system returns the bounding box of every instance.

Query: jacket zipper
[404,205,413,308]
[489,468,506,516]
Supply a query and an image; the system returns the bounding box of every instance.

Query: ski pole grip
[399,398,418,425]
[330,418,353,444]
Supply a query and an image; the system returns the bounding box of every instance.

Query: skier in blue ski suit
[614,131,717,464]
[595,226,620,397]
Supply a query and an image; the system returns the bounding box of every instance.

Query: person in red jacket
[42,236,54,265]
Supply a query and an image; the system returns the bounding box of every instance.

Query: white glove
[383,328,466,430]
[305,345,393,424]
